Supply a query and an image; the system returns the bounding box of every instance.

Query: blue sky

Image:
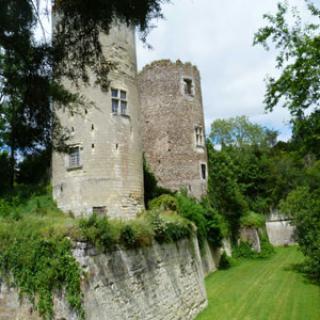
[136,0,310,141]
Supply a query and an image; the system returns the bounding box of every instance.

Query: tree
[254,1,320,116]
[291,110,320,159]
[280,186,320,282]
[0,0,168,188]
[210,116,277,148]
[207,141,248,238]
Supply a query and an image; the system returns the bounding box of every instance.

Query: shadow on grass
[284,262,320,286]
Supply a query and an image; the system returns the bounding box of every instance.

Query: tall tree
[254,1,320,116]
[0,0,168,188]
[210,116,277,148]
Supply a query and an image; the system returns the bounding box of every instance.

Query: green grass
[197,246,320,320]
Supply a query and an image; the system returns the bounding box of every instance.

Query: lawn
[197,246,320,320]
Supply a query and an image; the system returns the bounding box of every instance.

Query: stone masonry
[0,237,208,320]
[52,23,144,219]
[139,60,208,199]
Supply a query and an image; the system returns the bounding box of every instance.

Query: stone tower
[138,60,208,199]
[52,24,144,219]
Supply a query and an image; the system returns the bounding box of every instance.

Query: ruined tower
[52,24,144,218]
[138,60,208,199]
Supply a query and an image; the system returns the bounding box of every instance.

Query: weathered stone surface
[266,213,296,246]
[200,240,221,275]
[138,60,208,199]
[52,23,144,219]
[240,227,261,253]
[0,237,208,320]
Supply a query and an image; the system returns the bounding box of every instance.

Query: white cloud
[137,0,309,141]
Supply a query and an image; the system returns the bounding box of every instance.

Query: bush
[175,193,208,247]
[240,211,265,228]
[280,186,320,282]
[120,220,154,249]
[148,211,194,244]
[149,194,178,211]
[219,252,232,269]
[233,241,256,259]
[0,225,84,320]
[79,214,117,251]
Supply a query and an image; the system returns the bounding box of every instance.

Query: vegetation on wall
[0,186,196,319]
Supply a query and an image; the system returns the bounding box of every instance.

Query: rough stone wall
[138,60,208,199]
[266,213,296,246]
[240,227,261,253]
[0,237,208,320]
[52,23,144,219]
[200,240,221,275]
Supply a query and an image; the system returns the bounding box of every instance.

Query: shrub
[175,193,207,247]
[120,220,154,249]
[0,226,84,320]
[233,241,256,259]
[148,211,193,244]
[79,214,117,251]
[280,186,320,282]
[219,252,232,269]
[148,194,178,211]
[240,211,265,228]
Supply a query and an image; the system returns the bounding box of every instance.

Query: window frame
[67,145,82,170]
[195,125,204,147]
[111,88,128,115]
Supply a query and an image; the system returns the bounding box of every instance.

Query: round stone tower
[138,60,208,199]
[52,23,144,219]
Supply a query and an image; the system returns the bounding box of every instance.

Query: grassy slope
[197,247,320,320]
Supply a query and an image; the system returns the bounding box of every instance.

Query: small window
[69,146,80,168]
[183,78,193,96]
[93,206,107,216]
[111,88,128,115]
[195,126,204,146]
[201,164,207,180]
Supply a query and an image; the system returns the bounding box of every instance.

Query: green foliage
[254,2,320,115]
[0,224,84,320]
[143,157,173,207]
[175,193,207,246]
[78,210,193,250]
[0,152,10,194]
[79,214,117,251]
[210,116,277,148]
[240,211,265,228]
[219,252,232,270]
[233,233,274,260]
[149,211,194,244]
[207,141,248,238]
[280,186,320,282]
[119,220,154,248]
[148,194,177,211]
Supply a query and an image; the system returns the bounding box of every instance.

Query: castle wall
[52,24,144,219]
[0,237,207,320]
[266,213,296,246]
[138,60,208,199]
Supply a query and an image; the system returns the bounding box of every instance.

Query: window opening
[111,88,128,115]
[69,146,80,168]
[183,78,193,96]
[195,126,204,146]
[201,164,207,180]
[92,206,107,216]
